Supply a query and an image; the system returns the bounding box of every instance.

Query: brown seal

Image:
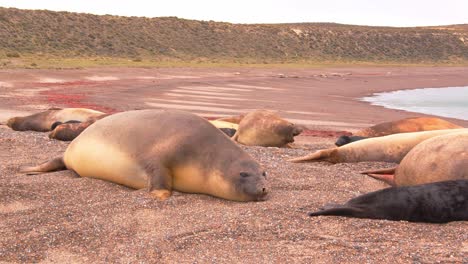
[335,117,463,146]
[290,128,467,163]
[21,110,269,202]
[354,117,462,137]
[49,114,110,141]
[232,110,303,147]
[6,108,105,132]
[362,131,468,186]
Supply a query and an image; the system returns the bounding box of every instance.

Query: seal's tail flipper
[20,157,66,175]
[288,149,333,163]
[308,206,363,217]
[361,167,397,186]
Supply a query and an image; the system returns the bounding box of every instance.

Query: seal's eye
[262,172,267,178]
[240,172,249,178]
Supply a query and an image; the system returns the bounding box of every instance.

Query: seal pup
[308,180,468,223]
[362,131,468,186]
[335,117,463,146]
[232,110,303,147]
[49,114,110,141]
[290,128,467,163]
[7,108,105,132]
[21,110,269,202]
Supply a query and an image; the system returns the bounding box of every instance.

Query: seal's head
[335,135,352,146]
[6,117,22,130]
[276,122,303,144]
[227,159,269,201]
[335,135,368,147]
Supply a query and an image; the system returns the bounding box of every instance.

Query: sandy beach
[1,66,468,263]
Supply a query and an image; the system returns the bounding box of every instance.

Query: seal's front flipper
[361,167,397,186]
[149,189,172,200]
[20,157,66,175]
[146,166,173,201]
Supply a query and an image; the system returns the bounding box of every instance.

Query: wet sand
[1,66,467,263]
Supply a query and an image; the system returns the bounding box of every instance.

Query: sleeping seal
[290,128,467,164]
[7,108,105,132]
[362,131,468,186]
[232,110,303,147]
[21,110,269,202]
[335,117,462,146]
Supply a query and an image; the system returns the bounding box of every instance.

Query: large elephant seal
[21,110,269,202]
[335,117,463,146]
[362,131,468,186]
[290,128,467,163]
[7,108,105,132]
[49,114,110,141]
[308,180,468,223]
[232,110,303,147]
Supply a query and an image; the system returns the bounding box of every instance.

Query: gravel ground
[1,126,467,263]
[1,67,468,263]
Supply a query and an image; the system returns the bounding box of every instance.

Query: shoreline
[361,86,468,121]
[1,66,468,130]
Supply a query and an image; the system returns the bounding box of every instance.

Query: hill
[0,7,467,65]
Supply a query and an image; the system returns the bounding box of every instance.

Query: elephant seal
[308,180,468,223]
[335,117,463,146]
[290,128,467,163]
[21,110,269,202]
[49,114,110,141]
[232,110,303,147]
[7,108,105,132]
[362,131,468,186]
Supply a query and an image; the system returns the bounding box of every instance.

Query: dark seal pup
[21,110,269,202]
[308,180,468,223]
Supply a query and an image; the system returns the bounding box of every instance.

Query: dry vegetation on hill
[0,7,467,65]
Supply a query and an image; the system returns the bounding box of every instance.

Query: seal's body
[308,180,468,223]
[362,131,468,186]
[21,110,268,202]
[335,117,463,146]
[290,129,467,164]
[233,110,302,147]
[7,108,104,132]
[354,117,462,137]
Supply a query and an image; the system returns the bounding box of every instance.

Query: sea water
[361,86,468,121]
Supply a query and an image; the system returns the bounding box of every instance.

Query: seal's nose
[256,187,269,201]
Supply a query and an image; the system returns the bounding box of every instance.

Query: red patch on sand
[40,90,117,113]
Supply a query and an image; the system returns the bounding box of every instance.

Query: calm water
[361,86,468,121]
